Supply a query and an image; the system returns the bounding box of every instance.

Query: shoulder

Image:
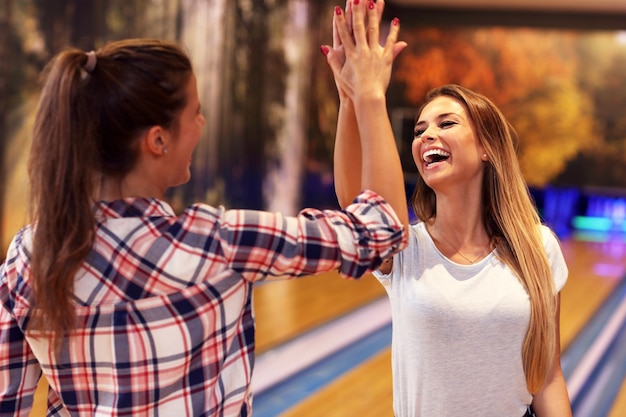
[4,225,33,261]
[538,224,568,292]
[1,226,33,289]
[539,224,557,244]
[539,224,563,259]
[410,222,427,241]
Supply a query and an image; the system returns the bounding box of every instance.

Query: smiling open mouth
[422,149,450,166]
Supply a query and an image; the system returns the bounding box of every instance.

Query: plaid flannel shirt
[0,190,406,416]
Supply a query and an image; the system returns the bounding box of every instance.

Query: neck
[433,191,484,238]
[428,221,492,264]
[97,174,164,201]
[428,190,491,263]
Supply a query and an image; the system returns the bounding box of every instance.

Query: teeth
[422,149,450,162]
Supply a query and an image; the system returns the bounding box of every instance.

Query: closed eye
[415,120,457,138]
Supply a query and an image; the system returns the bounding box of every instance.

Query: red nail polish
[335,6,342,15]
[392,17,400,26]
[320,45,330,56]
[368,1,375,9]
[353,0,359,5]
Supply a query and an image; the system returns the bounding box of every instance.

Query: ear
[144,125,169,156]
[479,144,489,161]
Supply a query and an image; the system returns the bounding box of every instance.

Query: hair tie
[84,51,97,73]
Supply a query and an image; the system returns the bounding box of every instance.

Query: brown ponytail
[28,50,98,351]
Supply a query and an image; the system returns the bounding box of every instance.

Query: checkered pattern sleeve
[215,189,407,281]
[0,233,40,417]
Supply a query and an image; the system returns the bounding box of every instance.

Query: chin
[173,175,192,188]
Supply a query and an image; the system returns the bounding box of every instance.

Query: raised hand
[323,0,409,229]
[324,0,406,103]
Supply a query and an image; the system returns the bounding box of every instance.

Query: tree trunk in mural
[174,0,337,213]
[217,0,276,210]
[171,0,335,213]
[33,0,69,54]
[176,0,281,211]
[177,0,227,208]
[263,0,311,215]
[143,0,180,42]
[69,0,98,49]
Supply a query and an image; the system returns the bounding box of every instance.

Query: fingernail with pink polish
[392,17,400,26]
[335,6,342,15]
[368,1,375,9]
[353,0,360,5]
[320,45,330,56]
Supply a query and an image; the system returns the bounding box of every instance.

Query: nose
[419,125,436,143]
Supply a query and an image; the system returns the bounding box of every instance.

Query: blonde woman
[325,2,572,415]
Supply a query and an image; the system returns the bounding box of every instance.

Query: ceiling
[389,0,626,13]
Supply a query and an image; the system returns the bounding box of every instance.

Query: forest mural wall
[389,26,626,188]
[1,0,626,255]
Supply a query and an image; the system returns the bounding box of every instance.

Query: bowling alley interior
[2,0,626,416]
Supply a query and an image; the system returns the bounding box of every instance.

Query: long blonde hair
[410,84,557,393]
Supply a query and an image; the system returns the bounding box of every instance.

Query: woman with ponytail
[328,3,571,413]
[0,19,408,416]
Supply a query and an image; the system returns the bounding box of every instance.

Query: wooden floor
[28,231,626,416]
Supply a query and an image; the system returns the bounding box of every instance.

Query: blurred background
[1,0,626,416]
[1,0,626,247]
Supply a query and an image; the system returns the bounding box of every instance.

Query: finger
[366,0,380,49]
[375,0,386,25]
[322,43,346,66]
[322,45,341,77]
[335,5,356,53]
[323,46,355,98]
[334,0,354,48]
[333,10,341,49]
[350,0,367,48]
[392,41,408,60]
[345,0,353,36]
[383,17,400,57]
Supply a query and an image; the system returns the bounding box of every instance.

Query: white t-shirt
[373,222,568,417]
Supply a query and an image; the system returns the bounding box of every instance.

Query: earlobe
[145,126,169,156]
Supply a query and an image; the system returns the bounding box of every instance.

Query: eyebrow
[415,112,459,127]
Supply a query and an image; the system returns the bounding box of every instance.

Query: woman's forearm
[334,100,363,208]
